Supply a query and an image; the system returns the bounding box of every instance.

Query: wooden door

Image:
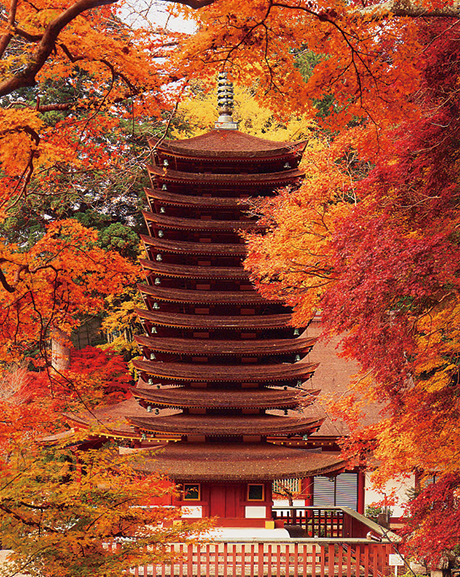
[209,483,239,519]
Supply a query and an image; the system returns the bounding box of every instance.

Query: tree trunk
[51,327,71,371]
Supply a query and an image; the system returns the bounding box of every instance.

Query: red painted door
[209,484,239,518]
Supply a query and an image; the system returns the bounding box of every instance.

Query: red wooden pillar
[302,477,314,505]
[357,470,365,514]
[265,481,273,519]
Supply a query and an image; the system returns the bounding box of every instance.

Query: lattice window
[273,478,301,499]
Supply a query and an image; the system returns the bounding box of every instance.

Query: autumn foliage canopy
[2,0,460,568]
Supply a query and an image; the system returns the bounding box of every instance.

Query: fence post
[258,542,264,577]
[328,543,335,577]
[187,543,193,577]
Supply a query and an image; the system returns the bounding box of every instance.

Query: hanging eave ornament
[215,71,239,130]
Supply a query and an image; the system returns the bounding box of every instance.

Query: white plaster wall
[181,505,203,518]
[245,506,267,518]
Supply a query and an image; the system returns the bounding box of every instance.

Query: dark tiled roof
[134,335,316,356]
[131,413,324,436]
[133,358,318,383]
[133,386,319,410]
[136,442,345,481]
[140,235,247,256]
[136,308,292,329]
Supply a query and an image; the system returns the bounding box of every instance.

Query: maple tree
[0,438,206,577]
[0,218,140,365]
[243,17,460,565]
[0,349,210,576]
[0,449,203,577]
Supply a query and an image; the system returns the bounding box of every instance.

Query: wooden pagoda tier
[127,127,345,489]
[132,382,320,410]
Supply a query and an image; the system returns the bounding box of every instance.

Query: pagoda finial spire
[215,72,238,130]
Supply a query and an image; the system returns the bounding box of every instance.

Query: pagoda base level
[174,481,273,523]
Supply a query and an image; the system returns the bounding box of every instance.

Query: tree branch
[167,0,217,7]
[0,0,119,97]
[0,267,15,293]
[0,502,58,533]
[355,0,460,18]
[0,0,18,59]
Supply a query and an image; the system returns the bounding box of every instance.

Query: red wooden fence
[129,540,394,577]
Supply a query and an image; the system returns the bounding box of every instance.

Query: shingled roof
[148,129,307,159]
[140,235,247,256]
[135,442,345,482]
[134,335,316,356]
[133,385,319,410]
[133,358,318,383]
[138,284,279,305]
[136,308,292,329]
[145,188,252,208]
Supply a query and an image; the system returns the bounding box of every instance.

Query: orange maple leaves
[0,219,139,364]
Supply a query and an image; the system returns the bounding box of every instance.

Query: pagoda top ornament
[215,72,238,130]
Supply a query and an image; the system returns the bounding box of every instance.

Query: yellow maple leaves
[245,127,361,325]
[173,84,315,140]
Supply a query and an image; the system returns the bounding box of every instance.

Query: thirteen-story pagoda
[70,74,345,526]
[130,75,344,525]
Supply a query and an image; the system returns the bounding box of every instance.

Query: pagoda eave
[133,386,319,410]
[140,259,249,280]
[148,131,307,161]
[142,210,261,232]
[137,284,276,305]
[134,334,316,356]
[140,235,247,257]
[145,188,251,209]
[133,359,318,383]
[135,442,345,482]
[147,165,305,186]
[136,308,293,329]
[130,414,324,437]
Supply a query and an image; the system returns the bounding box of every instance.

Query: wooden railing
[123,507,400,576]
[129,539,395,577]
[271,506,394,540]
[272,506,345,537]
